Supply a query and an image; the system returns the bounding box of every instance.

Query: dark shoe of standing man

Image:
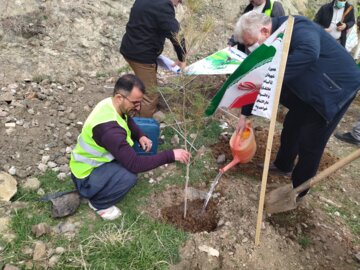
[334,132,360,146]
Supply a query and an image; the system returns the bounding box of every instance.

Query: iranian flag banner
[205,20,288,119]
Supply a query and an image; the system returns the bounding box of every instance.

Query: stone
[5,127,15,135]
[68,113,76,120]
[24,261,33,269]
[190,133,197,139]
[0,217,10,234]
[248,193,258,201]
[42,155,51,164]
[16,168,31,179]
[56,157,69,166]
[37,188,45,196]
[0,92,14,102]
[5,122,16,128]
[32,223,51,237]
[27,108,35,115]
[171,134,180,145]
[33,241,47,261]
[149,178,155,184]
[58,164,69,173]
[47,247,55,257]
[8,166,16,175]
[63,137,73,145]
[48,255,60,268]
[216,154,226,164]
[38,163,48,172]
[53,222,76,234]
[153,111,166,123]
[51,192,80,218]
[57,173,67,180]
[0,172,17,201]
[55,246,65,255]
[354,252,360,263]
[196,145,206,156]
[8,83,18,90]
[198,245,220,257]
[23,177,41,191]
[0,109,8,117]
[47,161,57,168]
[3,265,20,270]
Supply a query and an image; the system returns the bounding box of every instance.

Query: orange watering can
[202,121,257,213]
[220,120,257,173]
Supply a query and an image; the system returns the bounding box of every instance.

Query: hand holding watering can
[202,118,257,212]
[220,118,257,173]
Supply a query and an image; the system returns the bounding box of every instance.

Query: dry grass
[82,216,139,248]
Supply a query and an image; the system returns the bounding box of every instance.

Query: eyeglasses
[120,94,142,107]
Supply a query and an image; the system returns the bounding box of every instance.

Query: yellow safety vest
[70,97,134,179]
[264,0,274,16]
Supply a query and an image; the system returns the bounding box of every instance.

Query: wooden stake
[255,16,295,246]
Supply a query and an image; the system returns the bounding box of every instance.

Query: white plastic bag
[345,25,358,52]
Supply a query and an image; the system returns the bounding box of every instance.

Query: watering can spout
[220,158,240,173]
[220,121,257,173]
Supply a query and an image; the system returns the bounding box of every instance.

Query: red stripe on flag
[229,90,259,108]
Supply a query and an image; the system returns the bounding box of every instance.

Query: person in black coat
[120,0,186,117]
[234,11,360,200]
[314,0,355,47]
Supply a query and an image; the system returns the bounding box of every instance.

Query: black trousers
[274,92,353,197]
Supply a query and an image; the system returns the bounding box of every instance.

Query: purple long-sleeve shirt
[92,117,175,174]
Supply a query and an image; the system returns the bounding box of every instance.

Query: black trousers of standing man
[273,90,353,197]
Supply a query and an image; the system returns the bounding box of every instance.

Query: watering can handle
[294,148,360,194]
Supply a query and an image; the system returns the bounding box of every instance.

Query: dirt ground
[142,97,360,270]
[1,70,359,270]
[1,0,359,269]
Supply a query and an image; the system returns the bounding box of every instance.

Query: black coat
[314,0,355,47]
[274,16,360,122]
[120,0,186,64]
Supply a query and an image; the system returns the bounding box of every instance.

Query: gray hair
[234,11,272,43]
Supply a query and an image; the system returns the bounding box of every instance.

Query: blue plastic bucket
[132,117,160,156]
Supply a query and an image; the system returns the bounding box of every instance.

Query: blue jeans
[72,161,137,210]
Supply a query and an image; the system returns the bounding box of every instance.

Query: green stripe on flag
[205,44,276,116]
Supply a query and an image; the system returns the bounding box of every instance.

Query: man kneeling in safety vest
[69,74,191,220]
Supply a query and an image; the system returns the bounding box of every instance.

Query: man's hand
[236,115,247,133]
[173,60,186,70]
[139,136,152,152]
[336,22,346,31]
[173,149,191,164]
[324,27,331,32]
